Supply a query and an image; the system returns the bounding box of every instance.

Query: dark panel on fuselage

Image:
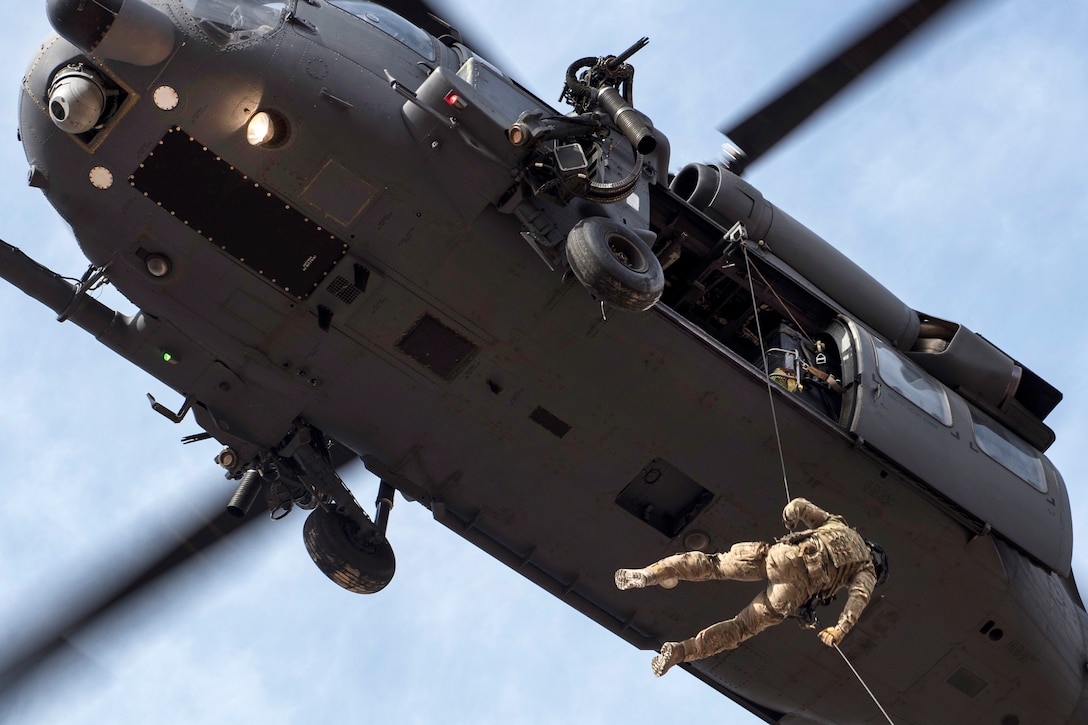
[397,314,477,380]
[130,127,347,300]
[528,407,571,439]
[946,666,988,698]
[616,458,713,537]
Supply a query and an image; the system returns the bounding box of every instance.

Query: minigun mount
[508,38,661,208]
[560,37,656,155]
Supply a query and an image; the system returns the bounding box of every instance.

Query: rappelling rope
[745,259,814,346]
[735,223,894,725]
[834,644,896,725]
[736,226,791,505]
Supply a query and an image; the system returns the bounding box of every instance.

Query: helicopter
[0,1,1086,724]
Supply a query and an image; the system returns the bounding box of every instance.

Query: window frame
[970,407,1048,492]
[179,0,289,46]
[872,337,953,426]
[326,0,437,60]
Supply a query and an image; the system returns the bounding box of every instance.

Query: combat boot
[651,641,687,677]
[614,566,678,590]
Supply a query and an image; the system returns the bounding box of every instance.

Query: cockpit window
[872,337,953,426]
[180,0,287,46]
[328,1,436,59]
[971,408,1047,492]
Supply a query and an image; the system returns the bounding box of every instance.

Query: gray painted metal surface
[4,1,1085,722]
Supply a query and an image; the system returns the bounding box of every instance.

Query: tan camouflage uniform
[616,498,877,675]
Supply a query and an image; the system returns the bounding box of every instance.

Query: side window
[873,338,952,425]
[181,0,287,46]
[970,408,1048,492]
[328,1,436,60]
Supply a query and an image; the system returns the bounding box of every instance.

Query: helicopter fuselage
[8,1,1087,723]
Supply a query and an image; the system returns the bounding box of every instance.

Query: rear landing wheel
[303,506,396,594]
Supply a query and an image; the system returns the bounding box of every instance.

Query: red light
[444,90,466,109]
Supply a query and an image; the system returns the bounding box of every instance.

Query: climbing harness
[795,592,835,629]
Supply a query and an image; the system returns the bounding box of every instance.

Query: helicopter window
[872,338,952,426]
[328,1,436,60]
[970,408,1047,492]
[180,0,287,45]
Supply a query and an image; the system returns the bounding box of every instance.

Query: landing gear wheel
[303,506,396,594]
[565,217,664,311]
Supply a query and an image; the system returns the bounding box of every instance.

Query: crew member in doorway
[616,497,881,676]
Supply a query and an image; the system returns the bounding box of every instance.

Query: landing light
[247,111,274,145]
[246,110,287,147]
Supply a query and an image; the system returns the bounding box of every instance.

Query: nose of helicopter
[47,0,176,67]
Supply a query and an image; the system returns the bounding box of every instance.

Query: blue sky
[0,2,1086,724]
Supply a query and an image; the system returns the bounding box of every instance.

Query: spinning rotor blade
[720,0,968,174]
[0,482,272,699]
[0,444,360,700]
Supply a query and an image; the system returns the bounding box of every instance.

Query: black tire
[565,217,664,311]
[303,506,396,594]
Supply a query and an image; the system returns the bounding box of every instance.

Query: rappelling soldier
[615,497,884,676]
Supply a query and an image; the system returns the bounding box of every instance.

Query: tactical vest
[778,515,872,595]
[816,518,872,569]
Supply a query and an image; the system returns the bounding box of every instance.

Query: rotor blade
[0,443,364,699]
[720,0,969,174]
[0,480,272,699]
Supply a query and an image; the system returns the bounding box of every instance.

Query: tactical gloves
[818,625,845,647]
